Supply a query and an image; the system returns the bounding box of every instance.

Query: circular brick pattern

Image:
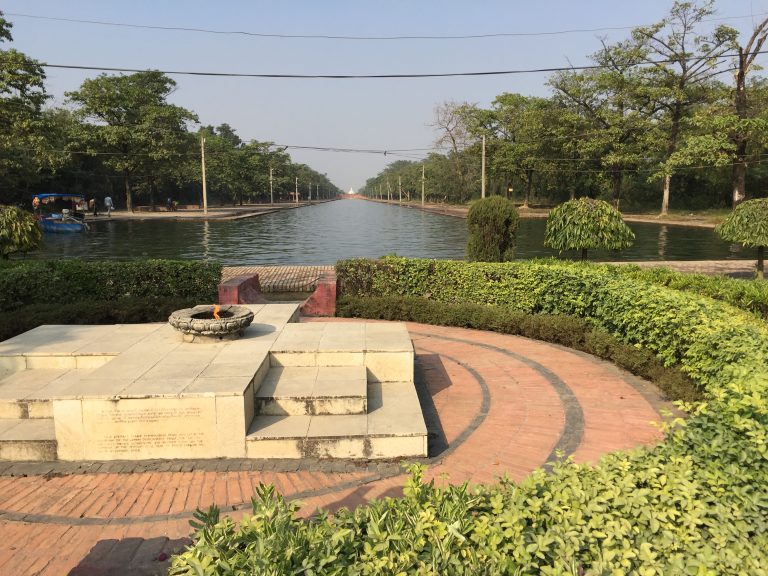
[0,320,673,575]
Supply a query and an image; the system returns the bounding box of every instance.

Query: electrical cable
[6,11,767,41]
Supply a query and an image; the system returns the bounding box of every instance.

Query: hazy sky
[4,1,768,191]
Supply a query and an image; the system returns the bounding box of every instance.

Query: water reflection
[658,225,668,260]
[27,200,755,265]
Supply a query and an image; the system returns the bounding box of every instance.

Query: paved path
[222,265,334,292]
[0,320,672,575]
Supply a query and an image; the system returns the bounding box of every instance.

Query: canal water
[29,199,754,265]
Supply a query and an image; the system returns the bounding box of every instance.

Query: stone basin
[168,304,255,341]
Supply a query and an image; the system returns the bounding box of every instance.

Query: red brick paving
[222,265,333,292]
[0,320,673,575]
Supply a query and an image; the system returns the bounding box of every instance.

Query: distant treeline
[0,12,340,210]
[361,1,768,213]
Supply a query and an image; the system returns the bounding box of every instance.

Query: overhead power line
[6,11,768,41]
[17,51,760,79]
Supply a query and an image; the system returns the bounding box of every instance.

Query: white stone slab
[318,323,365,351]
[0,418,55,441]
[308,414,367,437]
[367,382,427,437]
[77,397,218,460]
[365,351,414,383]
[247,414,311,439]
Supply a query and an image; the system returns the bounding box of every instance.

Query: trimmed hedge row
[337,295,700,402]
[610,263,768,319]
[171,258,768,574]
[0,259,222,311]
[0,298,201,342]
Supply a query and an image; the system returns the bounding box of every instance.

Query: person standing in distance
[104,195,113,217]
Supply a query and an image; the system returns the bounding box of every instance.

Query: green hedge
[0,259,222,311]
[337,295,700,402]
[172,258,768,574]
[0,298,201,342]
[610,264,768,319]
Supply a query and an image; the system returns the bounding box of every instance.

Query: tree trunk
[757,245,765,280]
[124,172,133,212]
[523,169,533,208]
[732,140,748,207]
[611,170,622,209]
[660,174,671,216]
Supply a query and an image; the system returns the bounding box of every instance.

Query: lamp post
[269,167,274,205]
[200,135,208,215]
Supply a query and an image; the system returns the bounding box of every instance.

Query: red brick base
[300,271,337,316]
[218,274,268,305]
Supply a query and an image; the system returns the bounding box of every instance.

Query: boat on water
[33,193,90,233]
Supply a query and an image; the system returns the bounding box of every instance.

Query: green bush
[173,258,768,574]
[337,295,700,402]
[0,297,200,342]
[466,196,519,262]
[0,205,41,259]
[715,198,768,279]
[607,263,768,319]
[544,198,634,260]
[0,259,222,311]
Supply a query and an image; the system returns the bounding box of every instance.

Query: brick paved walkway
[222,265,333,292]
[0,320,672,575]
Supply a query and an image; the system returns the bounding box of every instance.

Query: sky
[4,0,768,191]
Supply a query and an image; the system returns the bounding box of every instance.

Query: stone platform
[0,305,426,461]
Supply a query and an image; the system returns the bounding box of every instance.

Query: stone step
[268,323,414,382]
[0,368,93,419]
[255,366,367,416]
[245,382,427,459]
[0,418,57,461]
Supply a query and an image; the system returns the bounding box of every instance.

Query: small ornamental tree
[544,197,634,260]
[466,196,519,262]
[715,198,768,279]
[0,205,41,259]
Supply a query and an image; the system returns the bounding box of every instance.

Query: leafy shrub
[337,295,700,402]
[466,196,519,262]
[0,205,41,259]
[173,258,768,574]
[606,263,768,319]
[544,197,634,259]
[0,259,222,311]
[0,297,200,342]
[715,198,768,279]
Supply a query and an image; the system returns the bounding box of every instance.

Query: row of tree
[361,1,768,213]
[0,12,340,210]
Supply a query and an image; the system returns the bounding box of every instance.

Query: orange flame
[213,305,220,320]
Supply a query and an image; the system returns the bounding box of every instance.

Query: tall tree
[67,71,197,211]
[0,11,51,203]
[730,15,768,205]
[550,38,657,208]
[431,102,477,202]
[632,0,737,215]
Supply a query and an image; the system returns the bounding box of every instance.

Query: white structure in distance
[347,187,355,195]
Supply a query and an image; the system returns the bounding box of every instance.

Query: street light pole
[295,177,298,203]
[201,135,208,215]
[481,134,486,199]
[269,167,274,205]
[421,164,425,206]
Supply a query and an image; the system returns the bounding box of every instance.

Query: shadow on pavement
[68,535,191,576]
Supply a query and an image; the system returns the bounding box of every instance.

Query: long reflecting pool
[27,199,755,265]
